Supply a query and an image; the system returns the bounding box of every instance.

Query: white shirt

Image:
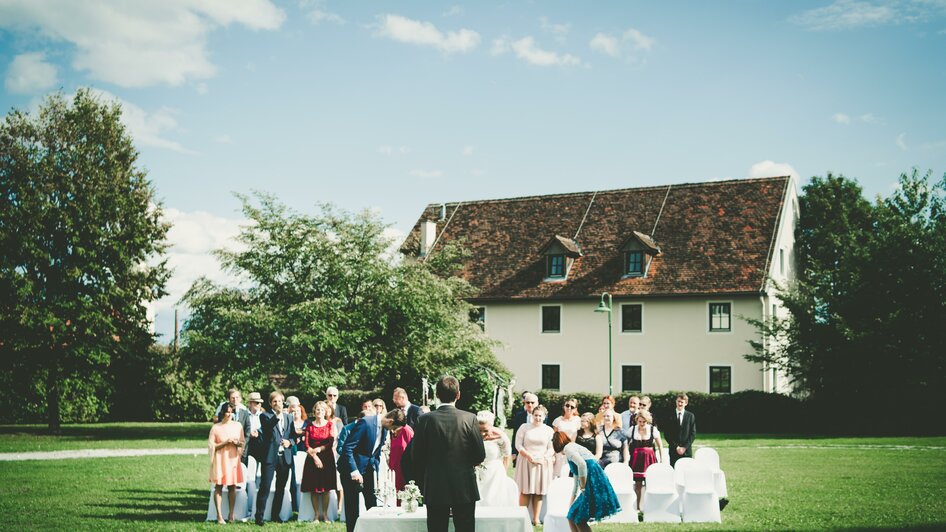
[372,415,383,454]
[248,409,262,432]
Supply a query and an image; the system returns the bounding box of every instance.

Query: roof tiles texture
[400,177,791,300]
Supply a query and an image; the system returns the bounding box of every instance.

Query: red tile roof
[400,176,791,300]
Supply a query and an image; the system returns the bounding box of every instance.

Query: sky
[1,0,945,341]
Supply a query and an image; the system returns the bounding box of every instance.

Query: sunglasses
[564,404,577,409]
[524,401,536,404]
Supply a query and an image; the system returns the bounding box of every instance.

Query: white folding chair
[603,463,638,522]
[681,464,720,523]
[695,447,728,498]
[673,457,697,499]
[542,476,574,532]
[640,463,680,523]
[263,476,293,522]
[206,484,249,522]
[501,477,520,507]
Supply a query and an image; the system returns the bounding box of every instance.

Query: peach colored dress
[209,421,245,485]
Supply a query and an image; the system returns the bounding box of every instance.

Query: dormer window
[540,235,582,282]
[620,231,660,279]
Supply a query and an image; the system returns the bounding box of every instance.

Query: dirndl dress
[629,424,658,481]
[566,448,621,524]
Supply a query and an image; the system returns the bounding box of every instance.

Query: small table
[353,505,533,532]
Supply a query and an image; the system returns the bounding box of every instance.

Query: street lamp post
[594,292,614,396]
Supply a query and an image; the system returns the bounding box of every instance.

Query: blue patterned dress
[564,442,621,523]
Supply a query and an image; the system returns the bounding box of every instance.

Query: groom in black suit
[666,393,696,466]
[254,391,294,525]
[411,376,486,532]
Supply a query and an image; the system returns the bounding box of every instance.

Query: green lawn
[0,423,208,453]
[1,426,945,530]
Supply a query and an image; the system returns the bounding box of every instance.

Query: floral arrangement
[397,480,423,507]
[475,463,488,481]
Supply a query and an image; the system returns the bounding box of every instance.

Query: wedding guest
[372,398,387,415]
[598,409,628,469]
[511,392,550,462]
[574,413,602,460]
[286,396,308,513]
[621,395,641,430]
[392,387,422,428]
[475,410,512,506]
[639,395,653,413]
[244,392,265,466]
[334,403,369,524]
[515,404,555,525]
[326,386,348,425]
[666,393,696,467]
[551,398,581,478]
[215,388,249,423]
[382,408,413,491]
[627,410,663,507]
[337,405,387,532]
[301,400,337,522]
[209,403,245,524]
[593,395,622,429]
[552,431,621,532]
[254,391,294,525]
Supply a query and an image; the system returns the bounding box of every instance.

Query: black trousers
[340,464,377,532]
[427,502,475,532]
[255,458,291,522]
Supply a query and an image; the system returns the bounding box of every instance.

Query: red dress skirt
[300,422,337,493]
[629,424,658,481]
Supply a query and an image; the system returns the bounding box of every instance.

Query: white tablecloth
[353,505,532,532]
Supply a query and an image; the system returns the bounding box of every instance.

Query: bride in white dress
[475,411,513,506]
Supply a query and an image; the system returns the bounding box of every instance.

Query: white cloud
[589,27,655,60]
[5,52,58,93]
[308,9,345,25]
[748,160,800,182]
[379,145,410,156]
[214,134,232,144]
[196,82,208,95]
[831,113,851,124]
[0,0,285,88]
[462,145,474,156]
[897,132,908,150]
[147,207,247,321]
[410,169,443,178]
[540,16,571,42]
[443,5,463,17]
[789,0,946,30]
[79,88,195,154]
[376,14,480,54]
[493,36,582,67]
[859,113,884,124]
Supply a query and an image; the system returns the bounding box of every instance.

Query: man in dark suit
[666,393,696,466]
[326,386,348,425]
[337,406,387,532]
[392,387,422,428]
[243,392,265,466]
[411,376,486,532]
[254,391,294,525]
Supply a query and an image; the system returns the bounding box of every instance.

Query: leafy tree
[181,194,507,410]
[0,90,169,431]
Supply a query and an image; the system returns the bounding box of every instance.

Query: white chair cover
[263,477,293,522]
[542,476,574,532]
[695,447,728,498]
[476,476,519,508]
[673,457,697,500]
[640,463,680,523]
[603,463,638,522]
[206,484,248,522]
[681,464,720,523]
[298,490,340,521]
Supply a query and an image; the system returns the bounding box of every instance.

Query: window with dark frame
[622,365,642,392]
[542,364,561,390]
[621,304,642,332]
[625,251,644,275]
[547,254,565,278]
[710,366,731,393]
[709,302,732,332]
[541,305,561,333]
[469,307,486,331]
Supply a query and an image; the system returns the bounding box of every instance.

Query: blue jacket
[336,415,387,476]
[259,410,294,466]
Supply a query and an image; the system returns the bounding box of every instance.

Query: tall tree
[181,194,507,409]
[0,90,169,431]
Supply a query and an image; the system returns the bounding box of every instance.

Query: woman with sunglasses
[551,398,581,478]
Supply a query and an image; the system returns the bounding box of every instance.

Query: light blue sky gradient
[2,1,944,339]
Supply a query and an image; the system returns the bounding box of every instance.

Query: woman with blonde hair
[628,409,663,507]
[301,400,337,522]
[574,412,602,460]
[597,409,628,469]
[515,404,555,525]
[551,398,581,478]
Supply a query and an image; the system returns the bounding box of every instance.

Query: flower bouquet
[397,481,423,513]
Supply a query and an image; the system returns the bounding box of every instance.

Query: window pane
[542,306,561,332]
[626,251,643,274]
[621,304,642,332]
[710,366,731,393]
[622,365,642,392]
[709,303,731,331]
[548,255,565,277]
[542,364,560,390]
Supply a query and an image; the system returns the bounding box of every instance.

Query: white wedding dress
[477,433,513,507]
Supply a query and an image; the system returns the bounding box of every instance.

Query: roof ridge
[424,175,791,209]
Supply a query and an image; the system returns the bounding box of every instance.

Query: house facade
[400,176,797,395]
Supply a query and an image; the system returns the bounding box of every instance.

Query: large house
[400,176,797,395]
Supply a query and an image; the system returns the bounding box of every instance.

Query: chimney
[420,220,437,257]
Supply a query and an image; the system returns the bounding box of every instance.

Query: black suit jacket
[404,403,422,428]
[667,409,696,454]
[259,410,294,466]
[332,403,349,426]
[411,404,485,506]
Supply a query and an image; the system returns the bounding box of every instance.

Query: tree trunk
[47,366,61,434]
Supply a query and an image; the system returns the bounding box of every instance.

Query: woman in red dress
[628,410,663,508]
[301,400,337,522]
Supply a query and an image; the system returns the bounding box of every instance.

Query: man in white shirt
[243,392,264,465]
[392,387,422,428]
[621,395,641,434]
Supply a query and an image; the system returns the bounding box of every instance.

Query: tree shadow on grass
[85,487,209,523]
[0,423,208,442]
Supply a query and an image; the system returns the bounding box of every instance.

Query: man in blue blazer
[337,406,387,532]
[392,387,422,428]
[254,391,294,526]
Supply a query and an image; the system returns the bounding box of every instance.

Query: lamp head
[594,301,611,313]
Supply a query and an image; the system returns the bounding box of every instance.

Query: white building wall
[482,297,765,394]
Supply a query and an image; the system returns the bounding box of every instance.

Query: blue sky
[2,0,944,340]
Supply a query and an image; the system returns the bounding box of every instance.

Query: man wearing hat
[244,392,266,467]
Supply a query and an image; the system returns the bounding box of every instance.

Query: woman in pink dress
[515,404,555,525]
[301,401,337,522]
[208,403,245,524]
[383,409,413,491]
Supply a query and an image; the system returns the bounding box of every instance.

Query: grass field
[1,425,945,530]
